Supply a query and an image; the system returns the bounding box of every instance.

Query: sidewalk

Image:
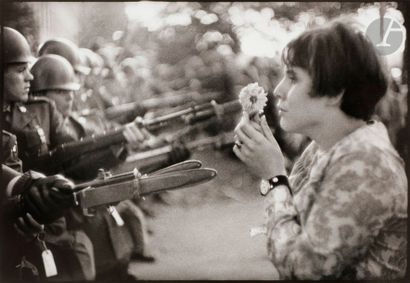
[128,149,279,280]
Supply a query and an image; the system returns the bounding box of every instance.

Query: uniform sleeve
[1,165,45,196]
[1,165,21,198]
[264,151,397,279]
[62,146,126,181]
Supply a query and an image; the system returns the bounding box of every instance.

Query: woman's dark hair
[282,19,388,120]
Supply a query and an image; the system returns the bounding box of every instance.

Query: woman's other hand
[234,115,286,179]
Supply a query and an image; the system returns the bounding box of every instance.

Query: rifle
[72,160,217,208]
[103,90,222,121]
[37,100,241,172]
[125,132,235,173]
[137,99,241,130]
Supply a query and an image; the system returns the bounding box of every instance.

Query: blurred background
[3,1,408,156]
[2,1,409,279]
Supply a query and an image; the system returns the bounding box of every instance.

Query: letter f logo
[366,16,405,56]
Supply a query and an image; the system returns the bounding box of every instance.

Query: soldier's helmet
[80,48,104,73]
[120,57,138,74]
[38,38,90,75]
[30,54,80,93]
[3,27,33,65]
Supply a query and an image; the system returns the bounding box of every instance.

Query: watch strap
[268,175,292,196]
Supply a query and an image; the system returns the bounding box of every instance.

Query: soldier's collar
[5,102,28,113]
[3,103,11,113]
[9,102,28,113]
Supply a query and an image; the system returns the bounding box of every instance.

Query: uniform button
[18,106,27,113]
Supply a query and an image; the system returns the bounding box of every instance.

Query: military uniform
[3,97,77,173]
[2,129,23,171]
[3,100,96,281]
[60,113,126,181]
[1,164,40,281]
[59,112,149,278]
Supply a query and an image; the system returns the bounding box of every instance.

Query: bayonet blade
[150,160,202,175]
[139,168,216,195]
[75,168,217,208]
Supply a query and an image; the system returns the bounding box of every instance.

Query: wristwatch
[260,175,291,196]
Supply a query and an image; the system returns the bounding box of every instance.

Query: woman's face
[46,90,74,117]
[273,66,328,135]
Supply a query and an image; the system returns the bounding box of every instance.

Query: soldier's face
[46,90,74,117]
[4,63,33,103]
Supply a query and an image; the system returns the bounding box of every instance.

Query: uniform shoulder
[26,96,60,113]
[26,96,53,104]
[2,129,15,137]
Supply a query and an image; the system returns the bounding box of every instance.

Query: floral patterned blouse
[263,121,407,279]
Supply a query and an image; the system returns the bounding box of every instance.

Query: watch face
[260,180,270,196]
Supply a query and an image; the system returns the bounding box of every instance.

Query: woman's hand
[233,114,286,179]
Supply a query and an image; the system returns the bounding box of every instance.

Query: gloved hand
[14,212,44,241]
[20,174,75,224]
[168,140,191,165]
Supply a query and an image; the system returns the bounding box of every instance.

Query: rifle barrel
[141,91,221,109]
[104,102,141,120]
[38,100,239,171]
[186,100,241,124]
[142,100,241,130]
[104,91,221,120]
[125,133,234,164]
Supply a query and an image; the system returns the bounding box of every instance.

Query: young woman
[234,20,407,280]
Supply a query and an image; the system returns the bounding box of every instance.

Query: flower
[238,82,267,115]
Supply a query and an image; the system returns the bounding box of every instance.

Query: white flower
[238,82,268,115]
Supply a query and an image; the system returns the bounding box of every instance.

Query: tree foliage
[2,2,39,53]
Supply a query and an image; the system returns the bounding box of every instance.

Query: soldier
[38,38,116,115]
[3,29,76,172]
[30,53,159,280]
[1,130,88,281]
[3,26,95,281]
[1,163,82,281]
[79,47,111,112]
[36,38,191,174]
[2,124,91,282]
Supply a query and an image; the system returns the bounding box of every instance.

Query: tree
[2,2,39,53]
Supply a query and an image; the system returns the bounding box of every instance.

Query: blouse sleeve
[264,151,397,279]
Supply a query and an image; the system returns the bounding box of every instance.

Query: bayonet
[73,161,217,208]
[150,160,202,175]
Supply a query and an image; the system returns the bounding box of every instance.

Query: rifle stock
[37,128,125,173]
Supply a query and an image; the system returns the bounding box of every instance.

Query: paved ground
[128,149,279,280]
